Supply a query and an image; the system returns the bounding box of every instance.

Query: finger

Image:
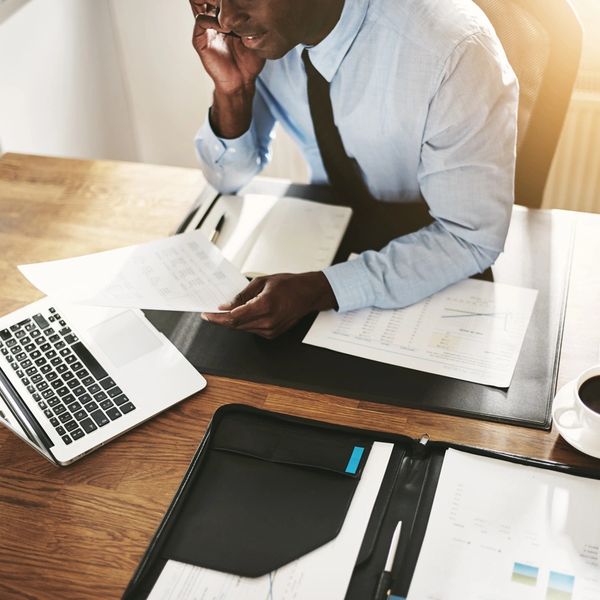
[201,311,233,326]
[205,292,273,328]
[190,1,218,18]
[200,309,269,332]
[229,314,301,339]
[193,13,221,33]
[202,308,299,339]
[200,313,275,338]
[209,314,281,338]
[219,278,268,310]
[191,2,224,35]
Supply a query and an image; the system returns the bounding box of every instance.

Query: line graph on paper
[442,308,512,332]
[303,278,539,387]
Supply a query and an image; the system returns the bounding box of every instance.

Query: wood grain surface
[1,153,600,599]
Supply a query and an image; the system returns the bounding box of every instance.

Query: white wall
[108,0,209,169]
[0,0,30,24]
[0,0,136,160]
[108,0,308,181]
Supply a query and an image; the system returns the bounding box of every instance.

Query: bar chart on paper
[547,571,576,600]
[511,564,577,599]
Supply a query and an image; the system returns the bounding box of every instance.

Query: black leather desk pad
[144,182,574,429]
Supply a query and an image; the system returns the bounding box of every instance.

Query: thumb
[219,277,268,310]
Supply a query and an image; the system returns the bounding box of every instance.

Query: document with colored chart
[407,449,600,600]
[303,277,538,387]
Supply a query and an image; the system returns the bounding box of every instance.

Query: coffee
[578,375,600,414]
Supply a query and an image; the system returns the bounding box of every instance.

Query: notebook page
[238,196,352,277]
[199,194,280,269]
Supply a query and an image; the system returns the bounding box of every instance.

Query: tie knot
[301,48,313,71]
[302,48,326,89]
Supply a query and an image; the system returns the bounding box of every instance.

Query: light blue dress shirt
[195,0,518,312]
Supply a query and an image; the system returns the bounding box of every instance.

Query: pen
[374,521,402,600]
[209,214,226,245]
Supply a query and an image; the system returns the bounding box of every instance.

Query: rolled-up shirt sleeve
[194,85,277,194]
[323,31,518,312]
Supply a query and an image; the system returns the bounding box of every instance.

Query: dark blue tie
[301,48,431,254]
[301,49,374,211]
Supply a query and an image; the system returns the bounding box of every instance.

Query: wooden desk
[1,153,600,599]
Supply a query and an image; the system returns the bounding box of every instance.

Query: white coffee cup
[554,365,600,433]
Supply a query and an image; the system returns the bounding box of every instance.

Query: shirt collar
[300,0,370,82]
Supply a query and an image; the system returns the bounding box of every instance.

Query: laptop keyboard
[0,307,136,446]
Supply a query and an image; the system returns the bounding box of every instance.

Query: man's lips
[237,32,266,47]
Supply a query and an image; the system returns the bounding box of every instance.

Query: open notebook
[197,194,352,278]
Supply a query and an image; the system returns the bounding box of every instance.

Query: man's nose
[217,0,247,33]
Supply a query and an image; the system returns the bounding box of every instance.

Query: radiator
[543,85,600,213]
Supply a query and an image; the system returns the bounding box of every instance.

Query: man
[191,0,518,338]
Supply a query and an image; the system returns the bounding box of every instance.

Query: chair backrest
[473,0,582,208]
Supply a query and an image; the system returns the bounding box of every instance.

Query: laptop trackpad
[89,310,163,368]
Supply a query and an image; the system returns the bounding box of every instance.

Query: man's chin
[255,47,289,60]
[245,39,294,61]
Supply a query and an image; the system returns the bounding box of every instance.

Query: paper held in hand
[18,230,249,313]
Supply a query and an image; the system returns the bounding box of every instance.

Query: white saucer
[552,380,600,459]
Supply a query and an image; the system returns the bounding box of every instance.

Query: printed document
[303,278,537,387]
[18,230,249,313]
[407,449,600,600]
[147,441,394,600]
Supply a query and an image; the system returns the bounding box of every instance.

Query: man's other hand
[201,272,338,339]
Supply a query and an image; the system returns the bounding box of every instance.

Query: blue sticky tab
[345,446,365,474]
[388,596,406,600]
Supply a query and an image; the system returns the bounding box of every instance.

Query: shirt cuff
[195,117,257,167]
[322,258,376,313]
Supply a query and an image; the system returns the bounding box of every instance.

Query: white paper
[18,230,249,312]
[303,278,538,387]
[407,449,600,600]
[199,194,352,277]
[147,441,394,600]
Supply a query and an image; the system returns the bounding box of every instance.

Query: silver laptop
[0,297,206,465]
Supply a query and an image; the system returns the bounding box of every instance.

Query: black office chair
[473,0,582,208]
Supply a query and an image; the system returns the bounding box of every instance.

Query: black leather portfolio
[143,181,574,429]
[123,404,600,600]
